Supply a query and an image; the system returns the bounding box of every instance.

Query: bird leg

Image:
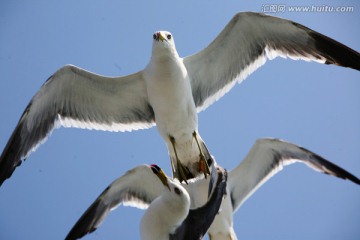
[169,136,189,184]
[192,131,210,178]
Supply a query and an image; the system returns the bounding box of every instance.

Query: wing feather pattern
[0,65,154,185]
[65,165,163,240]
[229,138,360,212]
[184,12,360,111]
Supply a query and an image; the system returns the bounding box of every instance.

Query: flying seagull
[65,164,227,240]
[1,12,360,185]
[188,138,359,239]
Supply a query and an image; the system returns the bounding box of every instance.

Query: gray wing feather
[229,138,360,212]
[184,12,360,111]
[0,65,154,186]
[65,165,164,240]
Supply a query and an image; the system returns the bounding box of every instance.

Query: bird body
[143,34,206,180]
[140,179,190,240]
[65,164,227,240]
[65,164,189,240]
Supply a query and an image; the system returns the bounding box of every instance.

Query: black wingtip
[299,23,360,71]
[0,102,57,187]
[330,168,360,185]
[299,146,360,186]
[0,122,26,187]
[342,171,360,185]
[65,198,103,240]
[0,155,22,187]
[312,31,360,70]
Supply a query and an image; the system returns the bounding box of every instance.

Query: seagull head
[150,164,190,205]
[144,165,190,238]
[151,164,171,191]
[151,31,178,57]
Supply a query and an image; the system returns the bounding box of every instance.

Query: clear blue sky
[0,1,359,240]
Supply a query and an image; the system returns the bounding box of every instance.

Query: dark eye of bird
[153,34,156,40]
[167,34,172,40]
[174,187,181,195]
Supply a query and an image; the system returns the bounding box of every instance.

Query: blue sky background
[0,1,359,239]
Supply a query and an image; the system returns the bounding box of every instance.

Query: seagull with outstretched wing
[196,138,360,239]
[65,164,227,240]
[1,12,360,185]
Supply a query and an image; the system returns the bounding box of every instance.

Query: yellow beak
[151,164,171,191]
[155,32,167,42]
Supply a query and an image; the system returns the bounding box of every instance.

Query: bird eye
[174,187,181,195]
[167,34,172,40]
[153,34,157,40]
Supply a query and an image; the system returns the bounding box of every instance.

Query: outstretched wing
[229,138,360,212]
[184,12,360,111]
[65,165,164,240]
[0,65,154,185]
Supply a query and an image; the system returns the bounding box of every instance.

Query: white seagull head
[141,164,190,238]
[150,164,190,206]
[151,31,179,58]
